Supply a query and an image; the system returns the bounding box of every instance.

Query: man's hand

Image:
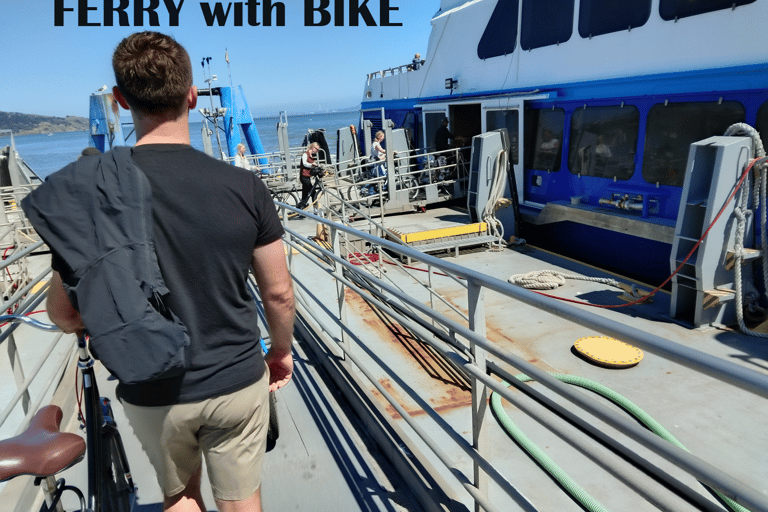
[265,349,293,392]
[48,271,85,334]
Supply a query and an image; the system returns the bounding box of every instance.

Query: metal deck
[3,203,768,512]
[1,315,420,512]
[280,205,768,512]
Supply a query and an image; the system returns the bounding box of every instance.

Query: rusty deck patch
[345,291,472,419]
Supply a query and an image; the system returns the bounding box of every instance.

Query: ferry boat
[2,3,768,510]
[359,0,768,286]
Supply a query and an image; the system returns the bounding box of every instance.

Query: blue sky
[2,1,437,118]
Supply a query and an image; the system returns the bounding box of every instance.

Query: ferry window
[521,0,574,50]
[660,0,755,21]
[525,108,565,171]
[486,110,519,164]
[424,112,445,150]
[478,0,519,59]
[578,0,651,38]
[643,101,745,187]
[756,101,768,155]
[568,105,639,180]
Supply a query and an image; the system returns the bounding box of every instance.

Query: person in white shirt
[234,143,254,170]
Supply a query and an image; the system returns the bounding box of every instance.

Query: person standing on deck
[235,143,255,171]
[434,117,458,152]
[412,53,423,70]
[297,142,321,211]
[43,31,295,512]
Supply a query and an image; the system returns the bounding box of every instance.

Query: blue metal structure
[219,85,268,168]
[88,84,267,169]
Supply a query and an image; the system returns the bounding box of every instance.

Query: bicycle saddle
[0,405,86,481]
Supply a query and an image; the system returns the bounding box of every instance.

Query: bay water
[3,111,359,179]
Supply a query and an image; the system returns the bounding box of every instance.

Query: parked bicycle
[0,314,135,512]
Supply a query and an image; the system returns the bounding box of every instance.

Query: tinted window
[521,0,574,50]
[478,0,519,59]
[578,0,651,38]
[660,0,755,20]
[568,105,639,180]
[525,108,565,171]
[643,101,746,187]
[486,110,520,164]
[757,101,768,156]
[424,112,444,150]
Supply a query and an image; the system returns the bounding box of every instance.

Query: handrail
[367,62,419,81]
[277,206,768,512]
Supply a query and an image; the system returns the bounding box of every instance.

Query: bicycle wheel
[273,191,299,209]
[403,177,419,201]
[266,391,279,452]
[98,429,134,512]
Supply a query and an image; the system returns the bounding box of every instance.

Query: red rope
[535,156,766,308]
[3,246,14,282]
[343,155,765,310]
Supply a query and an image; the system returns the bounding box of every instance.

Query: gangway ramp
[385,208,497,258]
[10,337,420,512]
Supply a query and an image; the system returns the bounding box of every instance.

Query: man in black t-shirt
[45,31,295,512]
[434,117,456,152]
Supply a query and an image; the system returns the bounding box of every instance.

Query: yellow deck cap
[574,336,644,368]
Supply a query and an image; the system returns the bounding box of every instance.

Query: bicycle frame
[75,333,135,512]
[0,315,134,512]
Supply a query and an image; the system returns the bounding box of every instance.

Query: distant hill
[0,111,88,135]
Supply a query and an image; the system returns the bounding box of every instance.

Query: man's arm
[251,238,295,391]
[47,270,85,334]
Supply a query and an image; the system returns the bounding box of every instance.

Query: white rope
[724,123,768,337]
[480,149,508,246]
[508,270,621,290]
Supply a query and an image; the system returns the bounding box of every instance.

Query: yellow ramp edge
[31,280,48,294]
[388,222,487,244]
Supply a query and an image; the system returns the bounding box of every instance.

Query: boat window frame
[757,100,768,157]
[520,0,574,51]
[578,0,651,38]
[485,109,520,165]
[567,104,640,181]
[477,0,520,59]
[659,0,756,21]
[524,107,566,172]
[642,100,746,187]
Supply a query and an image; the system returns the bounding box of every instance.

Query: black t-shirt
[55,144,284,406]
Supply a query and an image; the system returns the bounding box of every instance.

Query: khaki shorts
[121,377,270,501]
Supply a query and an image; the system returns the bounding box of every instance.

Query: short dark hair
[112,31,192,117]
[80,147,102,158]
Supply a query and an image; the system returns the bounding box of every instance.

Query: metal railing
[321,145,470,215]
[277,204,768,512]
[0,188,76,505]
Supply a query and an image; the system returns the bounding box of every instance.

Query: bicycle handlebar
[0,314,60,332]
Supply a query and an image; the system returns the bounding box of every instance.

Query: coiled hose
[490,373,750,512]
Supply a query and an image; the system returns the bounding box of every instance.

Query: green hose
[489,373,749,512]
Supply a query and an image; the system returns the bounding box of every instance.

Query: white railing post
[330,225,350,361]
[8,333,31,416]
[467,278,488,512]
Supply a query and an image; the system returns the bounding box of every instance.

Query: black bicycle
[0,315,135,511]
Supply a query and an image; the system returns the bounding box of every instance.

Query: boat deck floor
[4,203,767,511]
[52,338,419,511]
[283,205,768,512]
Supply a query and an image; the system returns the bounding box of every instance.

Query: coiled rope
[480,149,509,249]
[490,373,750,512]
[508,270,621,291]
[724,123,768,338]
